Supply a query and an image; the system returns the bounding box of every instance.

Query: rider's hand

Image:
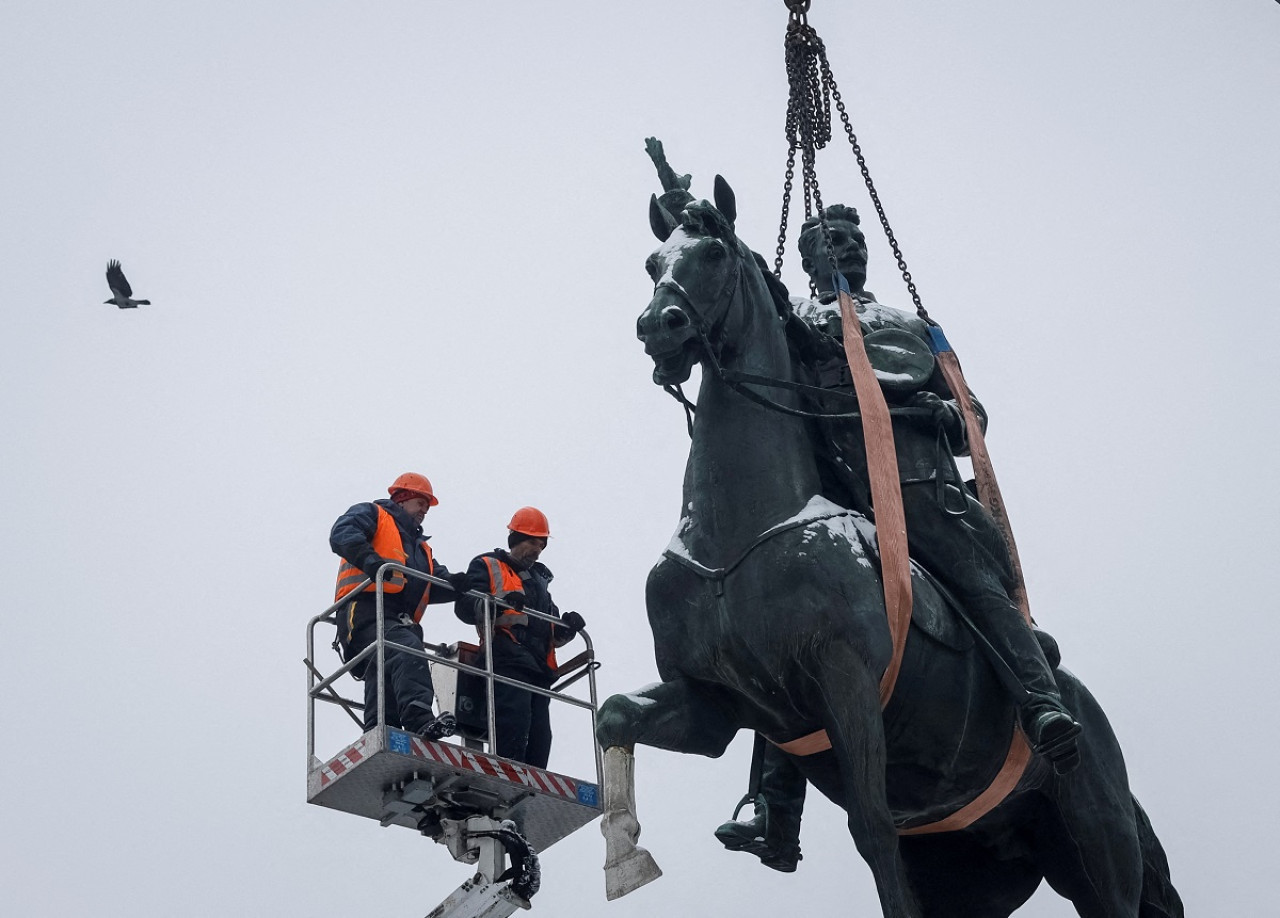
[447,572,472,595]
[907,391,959,435]
[562,611,587,633]
[502,591,527,612]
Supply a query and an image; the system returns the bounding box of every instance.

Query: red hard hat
[507,506,550,538]
[388,472,439,507]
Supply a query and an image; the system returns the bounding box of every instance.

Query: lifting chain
[774,1,931,324]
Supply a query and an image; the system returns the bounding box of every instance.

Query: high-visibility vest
[334,505,436,623]
[481,555,557,672]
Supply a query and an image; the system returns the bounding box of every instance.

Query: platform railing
[306,562,602,786]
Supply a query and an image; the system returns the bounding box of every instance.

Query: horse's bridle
[651,240,744,364]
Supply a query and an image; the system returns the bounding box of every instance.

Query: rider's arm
[911,370,988,455]
[785,309,843,363]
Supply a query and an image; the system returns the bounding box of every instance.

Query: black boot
[714,746,805,872]
[402,701,457,740]
[1023,702,1081,774]
[424,711,457,740]
[991,620,1082,774]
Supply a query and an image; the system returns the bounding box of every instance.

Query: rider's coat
[792,291,987,492]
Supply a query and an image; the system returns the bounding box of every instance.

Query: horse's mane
[750,250,793,320]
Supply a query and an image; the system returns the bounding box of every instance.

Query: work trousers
[491,655,554,768]
[346,617,438,734]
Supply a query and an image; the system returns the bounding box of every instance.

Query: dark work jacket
[329,498,461,640]
[456,550,564,679]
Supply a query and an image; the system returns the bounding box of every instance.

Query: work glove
[561,611,587,633]
[502,591,527,612]
[447,571,472,595]
[362,555,390,581]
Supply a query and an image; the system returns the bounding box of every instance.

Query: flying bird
[104,260,151,308]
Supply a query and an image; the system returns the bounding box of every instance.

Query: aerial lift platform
[306,564,603,917]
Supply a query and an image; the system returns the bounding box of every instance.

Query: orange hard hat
[507,506,550,538]
[388,472,439,507]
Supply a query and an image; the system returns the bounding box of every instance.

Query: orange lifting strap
[836,284,913,707]
[929,327,1031,625]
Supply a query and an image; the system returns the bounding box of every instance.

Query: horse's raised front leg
[596,678,739,900]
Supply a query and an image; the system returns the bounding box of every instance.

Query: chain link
[821,56,929,322]
[773,143,796,277]
[774,8,930,322]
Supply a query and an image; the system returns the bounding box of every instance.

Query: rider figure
[716,205,1082,872]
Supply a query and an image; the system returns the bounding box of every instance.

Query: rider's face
[803,219,868,291]
[830,222,867,279]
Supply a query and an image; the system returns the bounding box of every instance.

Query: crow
[104,260,151,308]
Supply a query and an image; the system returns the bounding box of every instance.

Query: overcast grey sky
[2,2,1277,916]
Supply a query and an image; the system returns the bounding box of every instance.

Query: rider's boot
[714,747,806,872]
[986,615,1082,774]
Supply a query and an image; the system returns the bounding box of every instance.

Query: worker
[717,205,1080,871]
[456,507,586,767]
[330,472,473,739]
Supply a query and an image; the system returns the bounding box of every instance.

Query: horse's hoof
[605,846,663,900]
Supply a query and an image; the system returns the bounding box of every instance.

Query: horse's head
[637,176,745,386]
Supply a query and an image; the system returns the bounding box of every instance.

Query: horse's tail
[1133,794,1184,918]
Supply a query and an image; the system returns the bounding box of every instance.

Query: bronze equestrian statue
[595,145,1182,918]
[715,201,1079,872]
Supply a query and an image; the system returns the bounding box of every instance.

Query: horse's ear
[713,175,737,227]
[650,193,678,241]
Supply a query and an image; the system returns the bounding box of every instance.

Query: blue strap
[832,271,852,296]
[927,325,953,355]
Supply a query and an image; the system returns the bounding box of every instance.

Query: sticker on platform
[388,730,411,754]
[576,783,599,807]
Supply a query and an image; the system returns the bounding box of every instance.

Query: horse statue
[595,175,1183,917]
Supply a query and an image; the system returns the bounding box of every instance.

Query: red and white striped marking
[317,734,584,800]
[317,735,371,789]
[407,736,580,800]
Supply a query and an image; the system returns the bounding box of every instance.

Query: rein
[711,343,931,423]
[657,248,931,427]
